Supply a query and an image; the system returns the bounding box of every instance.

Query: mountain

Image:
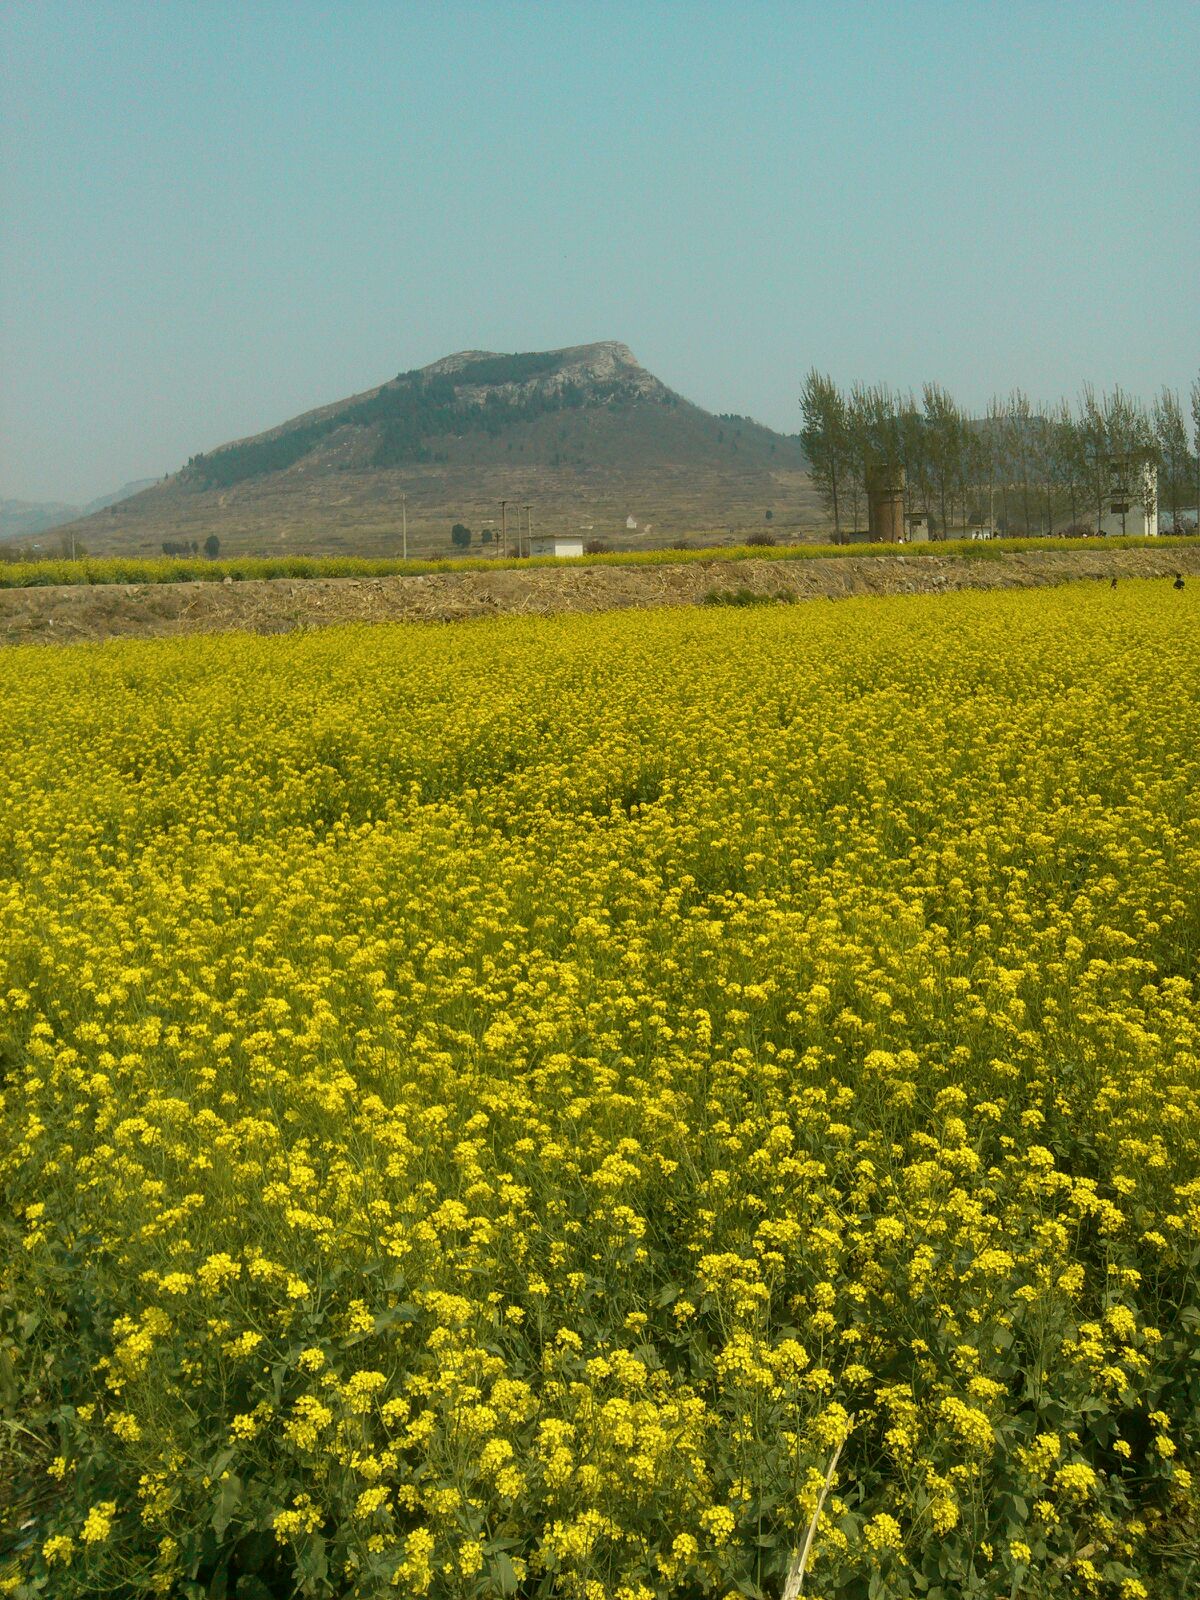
[83,478,159,515]
[0,499,82,542]
[59,343,817,555]
[1,480,158,545]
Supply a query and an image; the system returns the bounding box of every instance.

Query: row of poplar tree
[798,371,1200,541]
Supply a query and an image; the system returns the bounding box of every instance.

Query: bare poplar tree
[1031,406,1060,536]
[1103,388,1156,536]
[899,391,931,520]
[1004,390,1036,535]
[1078,384,1110,534]
[843,386,869,534]
[853,382,903,471]
[1050,400,1086,531]
[984,395,1007,534]
[1153,390,1190,533]
[922,383,962,538]
[799,371,850,541]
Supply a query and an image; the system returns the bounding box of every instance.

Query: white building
[1100,459,1158,538]
[530,535,585,559]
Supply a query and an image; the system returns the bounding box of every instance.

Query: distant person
[1174,573,1185,590]
[1110,577,1118,589]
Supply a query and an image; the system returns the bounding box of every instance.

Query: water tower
[867,463,906,543]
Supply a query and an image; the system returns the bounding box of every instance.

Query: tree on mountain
[799,370,850,541]
[204,534,220,559]
[451,522,472,550]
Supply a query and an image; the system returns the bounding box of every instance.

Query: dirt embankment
[3,546,1198,647]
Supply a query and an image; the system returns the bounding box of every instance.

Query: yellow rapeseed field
[1,582,1198,1599]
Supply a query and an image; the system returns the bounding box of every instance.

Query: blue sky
[1,0,1196,502]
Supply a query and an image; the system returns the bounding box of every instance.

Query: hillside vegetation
[3,585,1198,1598]
[54,344,813,557]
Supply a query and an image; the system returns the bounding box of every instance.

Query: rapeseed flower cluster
[1,582,1197,1597]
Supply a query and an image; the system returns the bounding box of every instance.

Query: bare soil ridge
[3,546,1197,647]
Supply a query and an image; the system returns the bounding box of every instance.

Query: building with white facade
[530,535,585,559]
[1100,458,1158,538]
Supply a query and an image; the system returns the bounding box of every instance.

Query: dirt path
[3,546,1198,646]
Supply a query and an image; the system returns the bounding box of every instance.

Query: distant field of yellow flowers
[2,582,1198,1600]
[2,532,1196,589]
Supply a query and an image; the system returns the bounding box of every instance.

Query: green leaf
[234,1578,275,1600]
[294,1531,328,1593]
[371,1301,418,1333]
[487,1552,518,1596]
[211,1472,242,1541]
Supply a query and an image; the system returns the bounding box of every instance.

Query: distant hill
[83,478,160,515]
[1,480,157,544]
[59,344,818,555]
[0,499,81,542]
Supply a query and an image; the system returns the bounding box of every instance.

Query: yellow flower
[80,1502,117,1544]
[864,1513,903,1552]
[700,1506,736,1545]
[5,585,1200,1596]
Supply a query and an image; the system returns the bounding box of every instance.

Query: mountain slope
[64,343,817,555]
[1,480,158,544]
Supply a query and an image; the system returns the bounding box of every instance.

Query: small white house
[1100,459,1158,538]
[625,515,639,531]
[904,513,930,543]
[530,535,585,559]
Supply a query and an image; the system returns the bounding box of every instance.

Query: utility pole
[523,503,532,557]
[402,494,408,561]
[500,500,508,557]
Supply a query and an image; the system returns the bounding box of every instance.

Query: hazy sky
[2,1,1197,504]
